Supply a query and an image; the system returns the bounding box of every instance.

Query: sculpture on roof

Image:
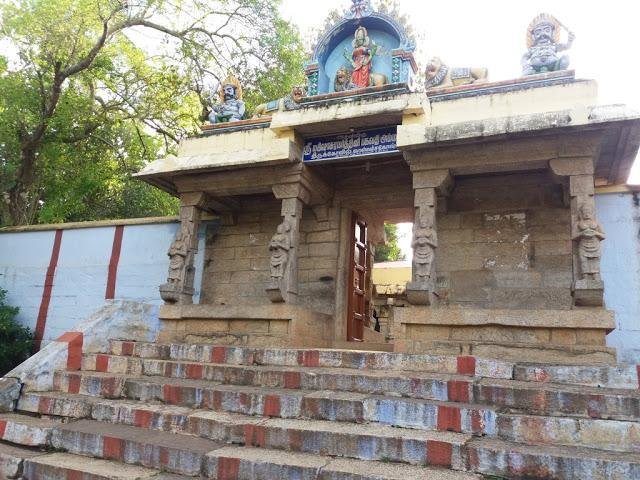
[424,57,488,90]
[252,86,306,118]
[208,74,246,124]
[347,0,374,19]
[343,26,387,89]
[522,13,574,76]
[334,66,357,92]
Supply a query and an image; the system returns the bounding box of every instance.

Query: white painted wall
[0,220,208,346]
[597,192,640,364]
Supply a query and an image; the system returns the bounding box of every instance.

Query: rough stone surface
[0,378,21,413]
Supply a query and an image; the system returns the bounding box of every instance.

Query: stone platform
[1,339,639,479]
[392,306,617,364]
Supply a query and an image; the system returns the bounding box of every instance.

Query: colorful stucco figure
[522,13,574,75]
[208,74,246,124]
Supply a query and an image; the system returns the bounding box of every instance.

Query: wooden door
[347,213,369,341]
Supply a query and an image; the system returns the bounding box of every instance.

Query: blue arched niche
[307,13,416,95]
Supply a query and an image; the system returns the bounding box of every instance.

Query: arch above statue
[305,0,418,96]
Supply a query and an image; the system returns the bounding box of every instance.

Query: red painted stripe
[105,225,124,300]
[33,229,63,352]
[0,420,7,439]
[57,332,83,370]
[217,457,240,480]
[437,405,461,432]
[457,356,476,376]
[426,440,453,467]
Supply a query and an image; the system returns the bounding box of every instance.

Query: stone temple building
[135,8,639,366]
[1,3,640,479]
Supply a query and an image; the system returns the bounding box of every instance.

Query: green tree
[374,223,406,262]
[0,0,304,227]
[0,289,33,376]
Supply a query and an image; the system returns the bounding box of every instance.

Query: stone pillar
[266,184,310,303]
[159,193,207,305]
[569,175,605,306]
[550,157,605,306]
[406,169,452,305]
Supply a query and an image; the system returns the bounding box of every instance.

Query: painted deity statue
[573,203,606,281]
[209,75,246,124]
[522,13,574,76]
[412,218,438,284]
[269,221,291,282]
[344,26,379,88]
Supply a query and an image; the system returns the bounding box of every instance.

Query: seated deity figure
[522,13,574,76]
[412,218,438,285]
[573,203,606,281]
[208,75,246,124]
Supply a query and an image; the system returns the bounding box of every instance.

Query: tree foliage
[0,289,33,376]
[374,223,406,263]
[0,0,305,227]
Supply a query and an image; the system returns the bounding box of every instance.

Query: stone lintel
[549,157,595,177]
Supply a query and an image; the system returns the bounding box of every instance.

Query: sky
[279,0,640,258]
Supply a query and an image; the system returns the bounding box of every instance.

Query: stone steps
[8,340,640,479]
[467,438,640,480]
[52,367,640,422]
[3,409,638,480]
[513,363,640,389]
[110,340,640,390]
[21,390,640,454]
[50,419,221,476]
[203,446,482,479]
[82,353,477,402]
[109,341,514,379]
[0,442,186,479]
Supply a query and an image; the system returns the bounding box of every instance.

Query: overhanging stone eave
[397,107,640,182]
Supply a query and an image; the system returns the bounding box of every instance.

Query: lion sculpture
[334,66,387,92]
[425,57,488,90]
[252,86,306,118]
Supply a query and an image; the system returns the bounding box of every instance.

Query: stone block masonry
[436,172,573,310]
[201,196,341,315]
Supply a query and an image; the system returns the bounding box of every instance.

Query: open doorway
[346,216,413,343]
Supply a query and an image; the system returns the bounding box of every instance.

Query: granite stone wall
[437,172,573,310]
[201,196,341,315]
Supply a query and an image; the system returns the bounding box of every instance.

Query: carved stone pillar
[160,193,206,305]
[550,157,605,306]
[266,184,310,303]
[406,169,452,305]
[569,175,605,306]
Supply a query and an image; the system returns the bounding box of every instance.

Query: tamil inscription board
[303,126,398,163]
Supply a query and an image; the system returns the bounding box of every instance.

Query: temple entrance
[346,213,371,341]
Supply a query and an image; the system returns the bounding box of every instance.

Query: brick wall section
[437,172,573,310]
[201,196,341,315]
